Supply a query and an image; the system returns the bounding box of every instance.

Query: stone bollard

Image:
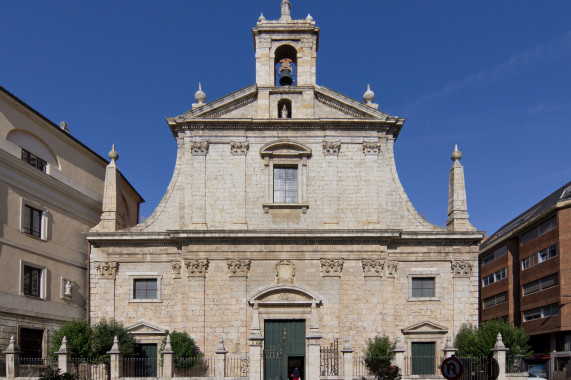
[215,337,227,380]
[108,336,123,380]
[161,335,174,380]
[56,336,72,374]
[2,336,21,378]
[492,333,508,380]
[392,337,405,376]
[341,337,353,380]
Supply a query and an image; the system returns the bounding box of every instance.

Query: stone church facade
[88,1,483,378]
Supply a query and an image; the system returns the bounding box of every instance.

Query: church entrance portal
[264,320,305,380]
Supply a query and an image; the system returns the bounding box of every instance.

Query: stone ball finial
[306,13,313,21]
[258,13,266,22]
[451,144,462,161]
[108,144,119,162]
[195,82,206,104]
[363,84,375,104]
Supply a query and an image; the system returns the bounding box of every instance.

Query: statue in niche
[281,104,289,118]
[64,280,73,297]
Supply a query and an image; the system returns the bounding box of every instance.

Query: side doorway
[132,344,158,377]
[264,320,305,380]
[411,342,435,375]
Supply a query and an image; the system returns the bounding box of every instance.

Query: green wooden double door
[264,320,305,380]
[411,342,436,375]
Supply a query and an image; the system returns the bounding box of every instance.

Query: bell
[279,70,293,86]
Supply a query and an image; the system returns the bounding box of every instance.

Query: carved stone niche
[275,260,295,284]
[363,142,382,155]
[191,141,209,156]
[322,141,341,156]
[184,258,209,277]
[320,259,343,277]
[95,261,118,279]
[451,260,473,278]
[361,259,384,277]
[227,259,251,277]
[171,262,181,279]
[386,261,398,278]
[230,141,249,156]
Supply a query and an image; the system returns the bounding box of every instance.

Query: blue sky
[2,1,570,235]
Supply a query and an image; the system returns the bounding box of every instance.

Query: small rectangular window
[522,216,557,245]
[133,279,158,299]
[21,149,47,172]
[273,167,298,203]
[483,292,508,308]
[411,277,434,297]
[523,303,559,321]
[522,245,557,270]
[23,265,42,297]
[482,245,507,266]
[482,267,507,287]
[23,205,42,238]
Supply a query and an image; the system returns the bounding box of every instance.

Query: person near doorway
[291,368,300,380]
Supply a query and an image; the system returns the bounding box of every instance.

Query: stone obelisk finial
[447,145,476,231]
[91,145,125,232]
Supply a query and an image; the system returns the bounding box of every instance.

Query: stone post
[341,337,353,380]
[2,336,21,378]
[393,337,405,376]
[306,303,322,380]
[215,337,227,380]
[492,333,508,380]
[442,337,457,358]
[56,336,72,374]
[161,335,174,380]
[108,336,123,380]
[249,303,264,380]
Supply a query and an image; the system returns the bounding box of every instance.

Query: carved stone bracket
[386,261,398,277]
[322,141,341,156]
[227,259,251,277]
[171,262,181,279]
[361,259,384,277]
[363,142,382,155]
[451,260,473,277]
[184,259,209,277]
[275,260,295,284]
[320,259,343,277]
[230,141,249,156]
[95,261,118,279]
[191,142,209,156]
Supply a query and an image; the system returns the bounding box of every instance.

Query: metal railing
[70,358,110,380]
[18,357,57,377]
[0,356,6,377]
[173,357,214,377]
[123,357,163,378]
[352,356,373,377]
[403,355,442,376]
[225,357,249,377]
[455,357,487,380]
[506,355,527,373]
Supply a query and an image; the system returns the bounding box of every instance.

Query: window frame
[20,260,47,300]
[20,200,47,240]
[522,273,559,296]
[407,273,440,302]
[523,303,559,322]
[483,292,508,308]
[521,216,557,245]
[482,267,507,287]
[21,148,47,172]
[482,245,507,266]
[128,273,162,303]
[273,166,298,203]
[522,244,558,271]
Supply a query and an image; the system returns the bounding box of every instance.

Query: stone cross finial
[280,0,292,22]
[60,121,69,133]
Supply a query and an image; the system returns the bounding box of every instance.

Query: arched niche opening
[277,99,292,119]
[274,44,298,86]
[6,129,59,169]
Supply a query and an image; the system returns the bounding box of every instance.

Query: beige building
[0,86,143,358]
[88,1,483,378]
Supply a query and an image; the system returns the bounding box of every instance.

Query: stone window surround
[260,141,310,214]
[20,198,48,241]
[20,260,47,300]
[407,272,441,302]
[127,273,163,303]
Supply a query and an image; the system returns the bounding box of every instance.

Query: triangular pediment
[126,321,169,335]
[401,320,448,335]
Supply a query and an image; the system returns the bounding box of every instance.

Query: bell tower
[252,0,319,87]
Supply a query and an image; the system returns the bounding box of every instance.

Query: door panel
[264,320,305,380]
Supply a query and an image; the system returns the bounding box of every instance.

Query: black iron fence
[70,358,110,380]
[225,357,249,377]
[320,339,339,376]
[18,357,57,377]
[123,357,162,378]
[173,357,214,377]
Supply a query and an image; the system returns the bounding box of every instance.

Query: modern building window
[20,328,44,358]
[521,216,557,245]
[21,148,47,172]
[483,292,508,308]
[411,277,435,298]
[273,167,298,203]
[482,245,507,266]
[133,279,158,299]
[523,303,559,322]
[482,268,507,287]
[521,245,557,270]
[522,273,558,295]
[22,205,43,238]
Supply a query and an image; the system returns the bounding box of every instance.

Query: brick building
[479,181,571,378]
